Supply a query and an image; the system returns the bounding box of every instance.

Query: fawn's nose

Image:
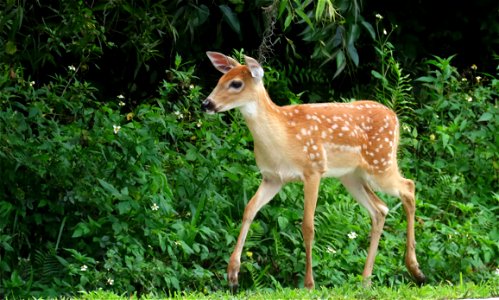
[202,98,215,112]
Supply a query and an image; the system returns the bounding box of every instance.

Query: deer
[202,51,426,290]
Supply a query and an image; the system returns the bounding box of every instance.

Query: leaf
[180,241,194,255]
[117,201,131,214]
[415,76,436,83]
[347,24,360,46]
[284,14,293,30]
[8,271,24,287]
[97,179,120,198]
[441,133,450,148]
[278,0,289,18]
[158,232,166,252]
[185,147,198,161]
[219,5,241,35]
[347,44,359,66]
[316,0,326,21]
[72,222,90,238]
[112,222,123,234]
[6,41,17,55]
[334,50,346,78]
[28,106,41,118]
[278,216,289,230]
[1,236,14,252]
[295,7,314,29]
[361,20,375,40]
[169,276,180,290]
[371,70,384,80]
[478,112,493,122]
[371,70,388,85]
[336,50,345,69]
[193,4,210,27]
[332,26,344,48]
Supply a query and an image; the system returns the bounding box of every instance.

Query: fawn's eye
[229,80,243,89]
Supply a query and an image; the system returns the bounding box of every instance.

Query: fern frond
[314,200,365,254]
[243,261,269,290]
[33,247,65,284]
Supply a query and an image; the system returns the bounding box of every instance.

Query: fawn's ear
[206,52,240,74]
[244,55,264,80]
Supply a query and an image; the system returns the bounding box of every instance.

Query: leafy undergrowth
[1,55,497,297]
[76,278,499,300]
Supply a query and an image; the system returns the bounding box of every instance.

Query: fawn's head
[202,52,265,114]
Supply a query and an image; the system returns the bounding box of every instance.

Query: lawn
[78,278,499,299]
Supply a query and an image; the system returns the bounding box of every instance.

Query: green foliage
[0,58,256,297]
[0,1,275,100]
[0,0,498,297]
[371,18,414,120]
[278,0,375,77]
[405,57,499,283]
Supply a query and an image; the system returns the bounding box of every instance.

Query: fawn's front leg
[227,178,282,290]
[302,172,321,289]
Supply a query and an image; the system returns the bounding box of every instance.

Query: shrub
[0,52,497,298]
[0,57,258,297]
[403,56,499,283]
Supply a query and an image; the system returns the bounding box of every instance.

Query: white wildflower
[174,111,184,119]
[113,125,121,134]
[69,65,76,72]
[467,96,473,102]
[326,246,337,254]
[375,14,383,20]
[347,231,358,240]
[189,84,195,89]
[151,203,159,211]
[196,120,202,128]
[81,264,88,271]
[107,278,114,285]
[117,94,125,99]
[29,81,35,87]
[475,76,482,83]
[118,101,125,107]
[383,29,388,35]
[494,268,499,276]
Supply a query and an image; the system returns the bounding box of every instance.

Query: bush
[0,57,258,297]
[403,56,499,283]
[0,52,498,298]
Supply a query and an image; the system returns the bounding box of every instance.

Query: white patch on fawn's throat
[239,101,258,117]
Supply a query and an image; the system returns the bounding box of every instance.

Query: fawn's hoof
[229,282,239,294]
[227,262,240,293]
[414,270,427,286]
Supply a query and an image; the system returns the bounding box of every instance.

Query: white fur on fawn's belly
[260,164,303,182]
[323,167,356,178]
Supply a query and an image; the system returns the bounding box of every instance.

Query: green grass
[78,278,499,300]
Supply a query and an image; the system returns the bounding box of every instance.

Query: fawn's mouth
[201,98,217,114]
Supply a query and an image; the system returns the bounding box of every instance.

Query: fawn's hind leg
[373,172,426,284]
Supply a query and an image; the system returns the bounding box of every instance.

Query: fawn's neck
[239,84,287,151]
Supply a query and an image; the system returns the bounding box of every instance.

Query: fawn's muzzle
[202,98,216,113]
